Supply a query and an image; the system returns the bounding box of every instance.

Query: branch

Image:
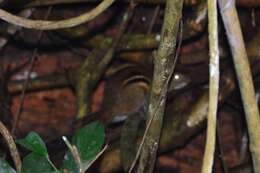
[132,1,184,172]
[201,0,219,173]
[0,0,116,30]
[218,0,260,172]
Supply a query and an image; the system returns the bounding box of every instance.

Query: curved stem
[0,0,116,30]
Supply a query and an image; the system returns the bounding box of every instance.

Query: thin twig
[147,5,160,34]
[11,7,53,134]
[0,0,116,30]
[46,156,59,172]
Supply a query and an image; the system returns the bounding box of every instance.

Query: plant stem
[46,156,59,172]
[134,0,184,172]
[201,0,219,173]
[62,136,83,173]
[218,0,260,172]
[0,0,116,30]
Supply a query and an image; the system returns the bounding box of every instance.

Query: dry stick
[147,5,160,34]
[128,19,183,173]
[201,0,219,173]
[0,0,116,30]
[11,7,53,134]
[128,17,183,173]
[218,0,260,172]
[0,121,21,172]
[128,1,184,173]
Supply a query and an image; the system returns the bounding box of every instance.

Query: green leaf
[61,152,78,173]
[62,121,105,172]
[0,159,16,173]
[21,153,57,173]
[17,131,47,156]
[72,121,105,162]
